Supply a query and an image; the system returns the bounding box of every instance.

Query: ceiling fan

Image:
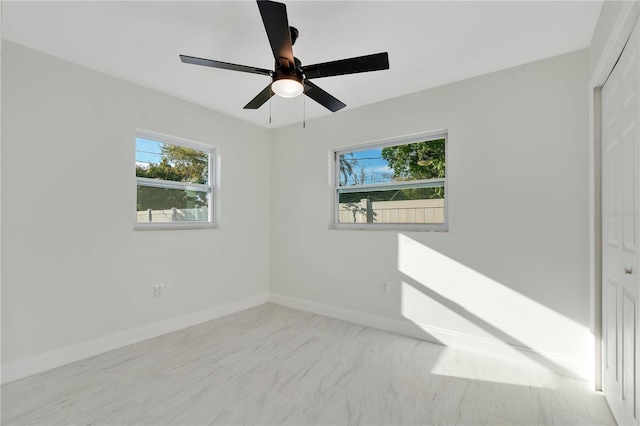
[180,0,389,113]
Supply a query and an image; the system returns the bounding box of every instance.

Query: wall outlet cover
[154,283,164,297]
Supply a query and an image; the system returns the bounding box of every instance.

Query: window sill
[134,222,218,231]
[329,223,448,232]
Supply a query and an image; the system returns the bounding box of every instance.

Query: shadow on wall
[402,275,577,379]
[392,227,589,329]
[395,233,591,380]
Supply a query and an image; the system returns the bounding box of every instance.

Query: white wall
[1,39,593,382]
[270,50,592,379]
[1,41,270,379]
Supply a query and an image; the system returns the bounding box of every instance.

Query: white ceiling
[2,1,602,128]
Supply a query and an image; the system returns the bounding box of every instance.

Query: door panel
[607,279,619,375]
[605,140,620,248]
[602,17,640,426]
[623,123,638,254]
[623,290,637,419]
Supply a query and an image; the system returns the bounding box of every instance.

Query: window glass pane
[339,149,393,186]
[337,183,445,224]
[136,185,209,223]
[338,138,445,186]
[135,137,210,185]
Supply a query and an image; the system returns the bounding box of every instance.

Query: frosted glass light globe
[272,79,304,98]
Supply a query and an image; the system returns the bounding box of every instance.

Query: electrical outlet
[382,281,390,294]
[154,283,164,298]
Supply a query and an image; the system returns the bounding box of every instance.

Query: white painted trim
[270,293,591,381]
[333,129,449,154]
[136,128,216,152]
[330,223,448,232]
[337,178,445,193]
[589,1,640,391]
[1,293,269,384]
[134,221,218,231]
[136,177,211,191]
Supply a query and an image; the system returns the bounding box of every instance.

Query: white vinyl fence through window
[338,198,444,224]
[137,207,210,223]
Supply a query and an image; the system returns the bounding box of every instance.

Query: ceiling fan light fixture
[272,78,304,98]
[271,67,304,98]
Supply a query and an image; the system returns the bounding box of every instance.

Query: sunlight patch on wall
[397,234,591,379]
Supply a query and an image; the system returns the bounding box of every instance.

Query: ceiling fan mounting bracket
[290,26,299,46]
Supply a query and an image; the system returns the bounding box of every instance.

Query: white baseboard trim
[270,293,591,381]
[1,293,269,384]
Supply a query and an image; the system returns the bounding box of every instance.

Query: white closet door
[602,17,640,426]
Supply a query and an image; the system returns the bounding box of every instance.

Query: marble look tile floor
[2,303,616,425]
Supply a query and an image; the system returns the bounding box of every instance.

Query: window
[135,130,216,229]
[333,132,447,231]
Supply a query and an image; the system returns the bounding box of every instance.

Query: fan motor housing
[273,64,304,85]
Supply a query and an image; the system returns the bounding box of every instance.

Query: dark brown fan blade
[257,0,294,67]
[244,85,275,109]
[180,55,272,76]
[302,52,389,79]
[304,80,346,112]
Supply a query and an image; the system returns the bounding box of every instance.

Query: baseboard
[1,293,269,384]
[270,293,591,381]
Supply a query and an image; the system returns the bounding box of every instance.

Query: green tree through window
[136,145,209,211]
[381,139,445,181]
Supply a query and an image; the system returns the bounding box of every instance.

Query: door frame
[590,1,640,391]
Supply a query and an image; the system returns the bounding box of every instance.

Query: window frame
[330,130,448,232]
[134,129,218,231]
